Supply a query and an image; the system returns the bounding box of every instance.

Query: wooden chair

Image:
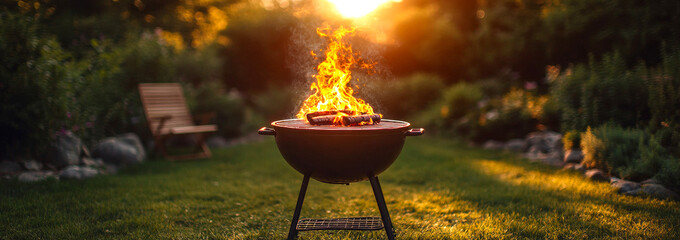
[138,83,216,160]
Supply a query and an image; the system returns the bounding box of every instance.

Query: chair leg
[155,136,169,157]
[369,176,396,240]
[288,174,310,240]
[197,133,212,158]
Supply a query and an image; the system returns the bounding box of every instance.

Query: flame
[325,0,400,18]
[296,26,375,121]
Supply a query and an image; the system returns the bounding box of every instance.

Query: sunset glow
[325,0,399,18]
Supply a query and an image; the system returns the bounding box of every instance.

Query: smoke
[287,21,324,117]
[286,18,394,117]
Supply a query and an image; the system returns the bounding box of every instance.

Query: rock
[610,178,641,193]
[50,131,82,168]
[564,149,584,163]
[525,131,562,153]
[59,166,98,180]
[22,159,43,171]
[552,138,564,154]
[585,169,609,182]
[206,136,229,148]
[525,137,550,153]
[641,184,680,201]
[115,133,146,161]
[0,160,23,174]
[504,139,526,152]
[641,178,659,185]
[92,135,145,166]
[623,188,643,196]
[483,140,505,150]
[541,151,565,167]
[18,171,57,182]
[103,164,119,174]
[81,158,105,167]
[562,163,586,173]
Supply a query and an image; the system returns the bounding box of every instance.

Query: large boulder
[610,177,641,193]
[59,166,98,180]
[564,149,584,164]
[562,163,586,173]
[18,171,57,182]
[22,159,43,171]
[585,169,609,182]
[504,139,526,152]
[641,184,680,201]
[483,140,505,150]
[50,132,82,168]
[92,133,145,166]
[525,131,562,153]
[115,133,146,161]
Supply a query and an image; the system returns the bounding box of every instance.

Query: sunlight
[325,0,400,18]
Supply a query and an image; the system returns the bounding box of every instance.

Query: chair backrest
[139,83,193,135]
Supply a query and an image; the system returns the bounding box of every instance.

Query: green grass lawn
[2,137,679,239]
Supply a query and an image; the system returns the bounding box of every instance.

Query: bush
[581,125,649,179]
[562,131,581,151]
[379,73,445,119]
[252,85,296,122]
[552,52,649,132]
[412,82,482,137]
[646,46,680,155]
[440,83,484,121]
[470,88,541,142]
[656,156,680,191]
[0,11,76,157]
[186,82,245,138]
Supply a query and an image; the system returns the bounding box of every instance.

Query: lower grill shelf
[296,217,384,231]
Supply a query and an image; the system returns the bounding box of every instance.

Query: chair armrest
[194,112,216,125]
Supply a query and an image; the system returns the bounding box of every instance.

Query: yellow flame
[296,26,375,120]
[325,0,399,18]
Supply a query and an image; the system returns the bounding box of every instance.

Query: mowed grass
[1,137,679,239]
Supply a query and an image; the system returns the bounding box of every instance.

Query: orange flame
[296,26,376,121]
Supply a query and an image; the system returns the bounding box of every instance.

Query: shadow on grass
[378,137,680,239]
[1,137,678,239]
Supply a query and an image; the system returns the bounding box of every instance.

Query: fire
[296,26,376,122]
[325,0,400,18]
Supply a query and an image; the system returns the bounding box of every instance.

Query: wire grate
[296,217,384,231]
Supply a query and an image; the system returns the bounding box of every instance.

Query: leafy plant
[379,73,445,119]
[0,11,76,157]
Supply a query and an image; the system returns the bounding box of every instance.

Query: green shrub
[252,85,296,122]
[646,46,680,155]
[0,11,76,157]
[581,125,648,179]
[411,82,482,136]
[552,52,649,132]
[440,82,483,121]
[379,73,445,119]
[471,88,546,142]
[656,156,680,191]
[186,82,245,138]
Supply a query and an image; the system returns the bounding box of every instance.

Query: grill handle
[258,127,276,136]
[405,128,425,136]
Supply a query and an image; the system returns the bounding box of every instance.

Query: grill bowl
[259,119,423,184]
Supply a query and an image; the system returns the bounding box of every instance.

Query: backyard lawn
[2,137,679,239]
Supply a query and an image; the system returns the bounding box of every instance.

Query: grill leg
[287,174,310,240]
[369,176,396,240]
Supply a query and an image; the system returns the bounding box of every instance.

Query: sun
[325,0,399,18]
